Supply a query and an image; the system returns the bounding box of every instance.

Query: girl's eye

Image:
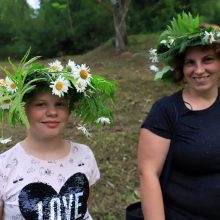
[56,102,68,107]
[35,103,47,107]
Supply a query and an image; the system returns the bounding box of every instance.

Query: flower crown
[0,49,117,143]
[148,12,220,83]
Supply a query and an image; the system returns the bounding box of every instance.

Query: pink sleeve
[89,149,100,186]
[0,162,4,207]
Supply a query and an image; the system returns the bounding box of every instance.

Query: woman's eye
[184,60,194,65]
[204,57,214,63]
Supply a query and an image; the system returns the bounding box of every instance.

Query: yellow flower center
[10,83,16,89]
[51,66,59,72]
[55,82,63,91]
[80,70,88,79]
[0,80,6,86]
[77,83,82,88]
[3,99,11,104]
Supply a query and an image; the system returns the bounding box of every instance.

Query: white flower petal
[48,60,64,72]
[96,117,110,124]
[67,60,77,72]
[0,137,12,144]
[74,81,87,93]
[5,77,17,93]
[50,77,69,97]
[149,65,159,72]
[77,124,91,138]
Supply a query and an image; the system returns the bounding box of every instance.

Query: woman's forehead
[185,47,216,58]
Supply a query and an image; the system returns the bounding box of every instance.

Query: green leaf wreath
[0,49,117,143]
[148,12,220,83]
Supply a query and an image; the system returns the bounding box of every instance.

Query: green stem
[1,110,4,139]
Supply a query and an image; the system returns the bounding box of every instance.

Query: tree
[98,0,131,53]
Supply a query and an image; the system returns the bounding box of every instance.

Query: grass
[0,34,181,219]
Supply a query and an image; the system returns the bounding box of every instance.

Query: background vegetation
[0,0,220,58]
[1,1,220,219]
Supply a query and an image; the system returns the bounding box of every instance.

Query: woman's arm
[0,207,3,220]
[138,128,170,220]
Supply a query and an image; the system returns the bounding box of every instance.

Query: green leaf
[154,66,173,80]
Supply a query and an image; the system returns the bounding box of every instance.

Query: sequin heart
[18,172,89,220]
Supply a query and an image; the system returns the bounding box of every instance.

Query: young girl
[0,51,116,219]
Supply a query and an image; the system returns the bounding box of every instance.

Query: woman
[138,12,220,219]
[0,51,116,219]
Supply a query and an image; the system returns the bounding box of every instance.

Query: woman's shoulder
[151,90,182,113]
[156,89,182,104]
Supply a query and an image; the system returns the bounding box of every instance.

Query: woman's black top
[142,89,220,220]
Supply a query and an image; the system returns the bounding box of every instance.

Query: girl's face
[25,91,70,141]
[183,47,220,93]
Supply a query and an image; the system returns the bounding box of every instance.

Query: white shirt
[0,142,100,220]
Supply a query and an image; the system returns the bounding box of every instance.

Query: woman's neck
[183,86,218,110]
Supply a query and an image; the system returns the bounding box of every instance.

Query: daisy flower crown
[0,49,117,143]
[148,12,220,83]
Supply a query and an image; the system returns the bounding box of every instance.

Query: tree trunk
[112,10,126,53]
[98,0,130,54]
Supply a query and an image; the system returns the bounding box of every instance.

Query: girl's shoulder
[0,143,20,162]
[69,141,95,157]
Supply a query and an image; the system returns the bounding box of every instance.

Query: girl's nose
[46,105,57,116]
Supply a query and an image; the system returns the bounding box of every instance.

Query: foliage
[149,12,220,84]
[0,0,220,58]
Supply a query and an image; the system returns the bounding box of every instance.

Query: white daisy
[168,37,175,46]
[96,117,110,124]
[160,37,174,48]
[149,48,159,63]
[217,32,220,38]
[0,98,11,109]
[149,65,159,72]
[5,77,17,93]
[0,78,7,87]
[74,81,86,93]
[0,137,12,144]
[203,31,216,44]
[67,60,77,72]
[50,77,69,97]
[149,48,157,56]
[72,64,91,84]
[48,60,64,72]
[160,39,167,45]
[77,124,91,138]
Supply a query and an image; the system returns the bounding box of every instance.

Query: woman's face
[183,47,220,93]
[25,91,70,141]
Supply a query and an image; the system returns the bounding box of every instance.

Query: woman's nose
[195,63,205,75]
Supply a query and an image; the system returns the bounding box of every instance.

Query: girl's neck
[20,136,70,160]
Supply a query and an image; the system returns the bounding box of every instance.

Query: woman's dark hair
[172,43,220,82]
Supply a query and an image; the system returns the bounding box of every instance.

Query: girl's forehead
[33,92,67,101]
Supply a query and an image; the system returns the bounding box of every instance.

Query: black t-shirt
[142,89,220,220]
